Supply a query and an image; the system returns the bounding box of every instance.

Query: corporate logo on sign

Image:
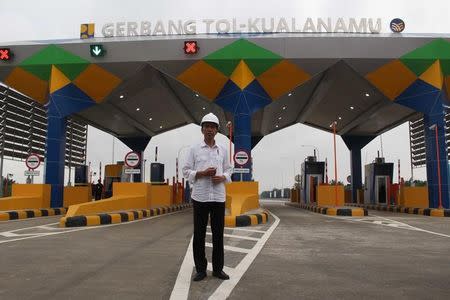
[82,17,383,38]
[390,18,405,33]
[80,23,95,39]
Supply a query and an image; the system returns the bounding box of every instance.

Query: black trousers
[192,200,225,273]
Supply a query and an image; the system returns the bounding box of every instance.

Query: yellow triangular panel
[419,60,443,90]
[230,60,255,90]
[49,65,71,94]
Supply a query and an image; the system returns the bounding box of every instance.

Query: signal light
[183,41,199,55]
[0,48,12,61]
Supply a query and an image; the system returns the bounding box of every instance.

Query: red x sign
[0,48,12,61]
[183,41,198,54]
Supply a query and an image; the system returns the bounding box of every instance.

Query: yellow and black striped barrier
[60,203,192,227]
[225,211,269,227]
[0,208,67,221]
[286,202,367,217]
[346,203,450,217]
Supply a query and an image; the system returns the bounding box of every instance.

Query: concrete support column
[118,136,152,183]
[45,104,67,208]
[342,135,376,203]
[233,110,252,181]
[423,112,450,208]
[349,148,362,203]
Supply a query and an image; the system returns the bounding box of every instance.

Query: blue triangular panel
[242,91,271,114]
[396,90,442,115]
[215,91,240,113]
[215,80,241,101]
[50,83,95,117]
[395,79,440,102]
[46,98,63,118]
[244,79,272,102]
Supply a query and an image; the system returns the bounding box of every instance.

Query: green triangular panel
[401,39,450,60]
[20,45,90,81]
[204,59,241,77]
[441,60,450,76]
[244,58,283,76]
[400,59,437,76]
[20,65,52,81]
[56,63,89,81]
[400,39,450,76]
[203,39,282,76]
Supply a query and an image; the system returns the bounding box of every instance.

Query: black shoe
[193,272,207,282]
[212,270,230,280]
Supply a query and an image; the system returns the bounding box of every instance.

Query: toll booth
[364,157,394,205]
[151,163,165,184]
[301,156,325,204]
[74,165,89,186]
[104,162,129,198]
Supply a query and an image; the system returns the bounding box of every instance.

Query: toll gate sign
[183,41,199,54]
[125,151,140,168]
[0,48,13,61]
[25,154,41,170]
[234,150,249,166]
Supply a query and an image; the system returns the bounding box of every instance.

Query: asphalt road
[1,201,449,300]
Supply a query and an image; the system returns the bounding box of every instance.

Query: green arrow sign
[90,44,105,57]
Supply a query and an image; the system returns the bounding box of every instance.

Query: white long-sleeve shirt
[182,141,233,202]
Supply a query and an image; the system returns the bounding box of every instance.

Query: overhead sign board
[25,154,41,170]
[124,151,140,168]
[234,150,249,166]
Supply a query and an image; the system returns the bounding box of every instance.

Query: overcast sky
[2,0,444,191]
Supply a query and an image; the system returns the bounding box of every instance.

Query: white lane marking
[371,214,450,239]
[225,227,266,234]
[170,237,194,300]
[324,213,450,239]
[209,211,280,300]
[0,210,187,245]
[205,242,251,254]
[0,215,61,223]
[170,210,280,300]
[206,232,260,241]
[36,225,66,231]
[207,263,233,274]
[0,232,45,237]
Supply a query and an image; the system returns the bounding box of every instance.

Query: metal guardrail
[0,85,87,166]
[409,113,450,168]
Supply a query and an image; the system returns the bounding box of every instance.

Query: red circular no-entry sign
[124,151,140,168]
[25,153,41,170]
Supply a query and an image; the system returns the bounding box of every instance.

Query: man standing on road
[183,112,233,282]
